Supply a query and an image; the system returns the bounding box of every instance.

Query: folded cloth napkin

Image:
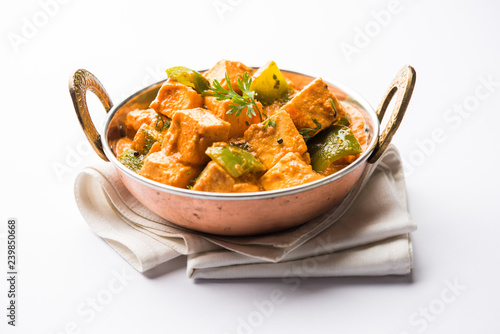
[74,145,416,279]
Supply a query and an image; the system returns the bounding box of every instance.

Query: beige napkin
[74,145,416,279]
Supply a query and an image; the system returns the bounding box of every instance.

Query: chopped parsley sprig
[210,72,263,121]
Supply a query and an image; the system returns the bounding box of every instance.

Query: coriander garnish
[328,98,338,118]
[299,119,322,141]
[210,72,263,121]
[262,118,276,129]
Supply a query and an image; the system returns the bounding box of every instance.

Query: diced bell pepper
[165,66,210,94]
[118,148,144,172]
[250,61,292,105]
[132,124,161,155]
[308,125,362,172]
[206,143,266,178]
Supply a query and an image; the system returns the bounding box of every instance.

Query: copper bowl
[69,65,415,236]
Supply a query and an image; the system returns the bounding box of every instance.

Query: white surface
[1,0,499,333]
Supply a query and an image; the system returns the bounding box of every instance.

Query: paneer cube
[244,110,307,169]
[233,173,261,193]
[149,80,203,118]
[203,60,253,94]
[115,137,132,156]
[260,152,324,191]
[204,96,261,138]
[281,78,346,135]
[163,108,231,165]
[125,108,162,138]
[138,151,201,188]
[232,183,260,193]
[192,161,235,192]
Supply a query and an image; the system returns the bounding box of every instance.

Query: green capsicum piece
[140,127,160,155]
[118,148,144,172]
[307,125,362,172]
[250,61,292,105]
[132,124,162,155]
[206,143,266,178]
[165,66,210,94]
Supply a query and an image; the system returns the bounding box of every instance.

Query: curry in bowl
[112,60,368,193]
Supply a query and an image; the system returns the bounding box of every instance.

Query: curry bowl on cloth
[69,61,415,236]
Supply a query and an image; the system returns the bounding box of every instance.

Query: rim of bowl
[102,68,380,201]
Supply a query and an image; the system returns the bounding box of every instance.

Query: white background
[1,0,500,333]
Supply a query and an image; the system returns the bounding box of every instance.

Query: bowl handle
[69,69,113,161]
[368,65,416,164]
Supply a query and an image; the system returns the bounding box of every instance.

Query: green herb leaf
[299,119,322,141]
[262,118,276,129]
[209,72,263,121]
[328,98,338,118]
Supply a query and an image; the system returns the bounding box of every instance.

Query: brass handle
[368,65,416,164]
[69,69,113,161]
